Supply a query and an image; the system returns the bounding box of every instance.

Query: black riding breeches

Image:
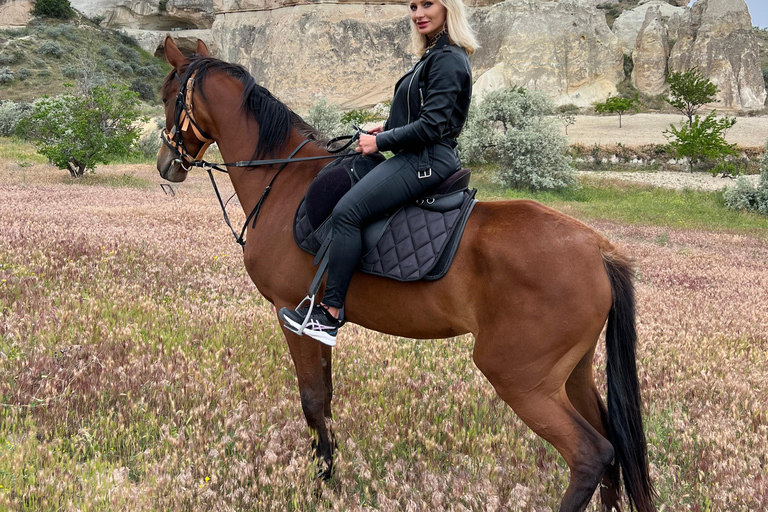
[321,143,461,309]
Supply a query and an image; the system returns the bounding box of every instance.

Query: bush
[104,59,124,72]
[98,45,113,58]
[724,143,768,215]
[61,64,82,79]
[38,41,63,58]
[341,108,381,126]
[0,68,13,85]
[0,49,25,66]
[130,78,155,102]
[0,101,33,136]
[135,129,162,159]
[17,68,32,81]
[116,44,141,63]
[305,99,346,137]
[38,70,52,77]
[459,87,576,191]
[33,0,74,19]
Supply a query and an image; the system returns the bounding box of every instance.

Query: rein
[162,67,365,250]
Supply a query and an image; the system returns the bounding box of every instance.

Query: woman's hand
[355,133,379,156]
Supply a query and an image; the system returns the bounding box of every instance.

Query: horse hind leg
[474,343,614,512]
[501,386,615,512]
[566,348,622,511]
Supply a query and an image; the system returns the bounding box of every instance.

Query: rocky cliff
[21,0,768,110]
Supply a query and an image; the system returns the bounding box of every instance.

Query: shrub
[38,70,52,77]
[98,45,113,58]
[116,44,141,63]
[18,84,144,177]
[305,99,346,137]
[0,49,25,66]
[0,68,13,85]
[33,0,74,19]
[17,68,32,81]
[130,78,155,102]
[724,143,768,215]
[0,101,33,136]
[135,129,162,159]
[105,59,124,72]
[341,108,381,126]
[32,58,47,69]
[61,64,82,79]
[458,87,576,191]
[38,41,63,58]
[42,25,63,39]
[137,65,159,78]
[118,33,139,47]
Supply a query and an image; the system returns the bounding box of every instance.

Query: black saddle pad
[293,153,477,282]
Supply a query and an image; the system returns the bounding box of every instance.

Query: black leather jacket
[376,33,472,155]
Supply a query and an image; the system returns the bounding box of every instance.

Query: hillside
[0,15,170,103]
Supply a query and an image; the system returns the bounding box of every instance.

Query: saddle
[293,152,477,282]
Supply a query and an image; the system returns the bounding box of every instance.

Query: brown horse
[157,37,655,512]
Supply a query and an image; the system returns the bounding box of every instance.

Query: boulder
[612,0,685,53]
[669,0,767,110]
[632,5,668,96]
[0,0,32,26]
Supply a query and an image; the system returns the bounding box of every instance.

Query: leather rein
[161,67,362,250]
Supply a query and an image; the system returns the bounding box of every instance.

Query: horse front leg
[279,322,335,479]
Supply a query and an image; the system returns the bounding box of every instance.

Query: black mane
[162,55,328,160]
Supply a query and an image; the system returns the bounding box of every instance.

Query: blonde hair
[409,0,479,55]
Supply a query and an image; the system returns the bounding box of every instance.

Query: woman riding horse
[279,0,479,346]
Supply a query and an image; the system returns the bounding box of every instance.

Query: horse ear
[196,40,210,57]
[164,36,186,70]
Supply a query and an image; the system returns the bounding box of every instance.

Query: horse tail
[602,247,656,512]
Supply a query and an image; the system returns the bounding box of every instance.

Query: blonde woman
[280,0,479,345]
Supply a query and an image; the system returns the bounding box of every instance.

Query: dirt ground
[565,113,768,148]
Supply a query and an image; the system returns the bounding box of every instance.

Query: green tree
[594,95,638,128]
[32,0,74,19]
[667,68,718,127]
[664,111,736,172]
[20,84,144,177]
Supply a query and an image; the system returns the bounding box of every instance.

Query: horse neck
[216,125,328,222]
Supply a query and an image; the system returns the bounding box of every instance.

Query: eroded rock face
[468,0,624,107]
[632,5,668,96]
[612,0,685,53]
[669,0,767,110]
[69,0,214,29]
[213,5,413,109]
[0,0,32,26]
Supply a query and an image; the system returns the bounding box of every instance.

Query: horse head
[157,37,213,183]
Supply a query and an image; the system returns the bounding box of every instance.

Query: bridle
[161,64,364,250]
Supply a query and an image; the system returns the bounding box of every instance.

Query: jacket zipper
[406,59,426,123]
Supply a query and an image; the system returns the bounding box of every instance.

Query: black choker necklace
[426,29,446,50]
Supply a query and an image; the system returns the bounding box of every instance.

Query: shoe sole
[279,309,337,347]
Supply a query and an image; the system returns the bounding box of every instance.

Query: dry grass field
[1,162,767,511]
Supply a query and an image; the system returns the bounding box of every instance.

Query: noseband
[160,64,364,249]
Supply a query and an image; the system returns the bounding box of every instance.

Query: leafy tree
[33,0,74,19]
[594,95,638,128]
[664,111,736,172]
[459,87,575,191]
[667,68,718,127]
[19,84,144,178]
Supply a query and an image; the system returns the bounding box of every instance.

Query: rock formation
[632,5,668,96]
[669,0,767,110]
[469,0,624,107]
[612,0,684,53]
[0,0,33,26]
